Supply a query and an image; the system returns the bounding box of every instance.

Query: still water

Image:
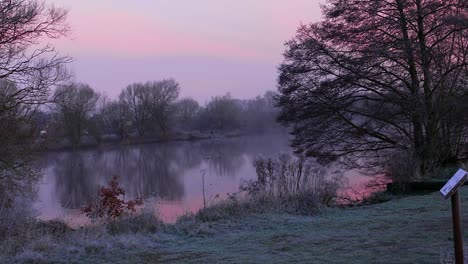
[35,135,290,224]
[34,134,371,226]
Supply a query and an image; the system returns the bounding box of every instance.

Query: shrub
[81,176,143,221]
[245,154,343,206]
[187,154,345,222]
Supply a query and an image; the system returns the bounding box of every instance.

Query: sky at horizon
[48,0,323,103]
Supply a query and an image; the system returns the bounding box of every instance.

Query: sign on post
[440,169,468,200]
[440,168,468,264]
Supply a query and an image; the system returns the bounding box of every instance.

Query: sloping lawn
[9,188,468,263]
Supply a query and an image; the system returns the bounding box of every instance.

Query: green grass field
[7,188,468,263]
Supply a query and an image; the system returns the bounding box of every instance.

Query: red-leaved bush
[81,176,143,220]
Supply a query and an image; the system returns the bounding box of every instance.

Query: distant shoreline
[38,131,241,152]
[37,130,288,153]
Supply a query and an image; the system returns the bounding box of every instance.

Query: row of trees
[47,80,281,146]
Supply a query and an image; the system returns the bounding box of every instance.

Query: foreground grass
[4,189,468,263]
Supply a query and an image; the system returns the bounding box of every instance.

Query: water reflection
[35,135,291,223]
[53,152,98,208]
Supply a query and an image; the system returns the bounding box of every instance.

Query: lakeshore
[4,188,463,263]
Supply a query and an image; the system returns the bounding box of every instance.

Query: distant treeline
[29,79,283,146]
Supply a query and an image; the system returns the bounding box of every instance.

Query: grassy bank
[2,188,466,263]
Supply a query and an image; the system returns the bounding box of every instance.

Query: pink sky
[48,0,323,102]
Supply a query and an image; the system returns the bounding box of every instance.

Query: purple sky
[48,0,323,103]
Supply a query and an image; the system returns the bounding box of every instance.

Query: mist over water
[34,134,292,224]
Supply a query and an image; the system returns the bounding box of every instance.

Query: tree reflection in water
[37,135,291,221]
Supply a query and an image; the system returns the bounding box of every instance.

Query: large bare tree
[277,0,468,179]
[0,0,70,202]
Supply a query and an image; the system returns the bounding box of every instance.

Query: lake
[34,134,372,226]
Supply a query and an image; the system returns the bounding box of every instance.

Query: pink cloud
[56,9,263,60]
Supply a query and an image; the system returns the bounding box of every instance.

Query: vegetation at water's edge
[1,185,466,263]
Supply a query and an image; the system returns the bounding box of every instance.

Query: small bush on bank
[246,154,343,210]
[247,154,343,204]
[82,176,143,221]
[81,175,163,235]
[183,154,344,223]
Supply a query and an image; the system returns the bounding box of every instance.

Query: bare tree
[175,98,200,130]
[147,79,180,138]
[277,0,468,179]
[119,83,150,137]
[119,79,180,138]
[53,83,100,145]
[0,0,70,202]
[199,94,242,132]
[101,101,131,140]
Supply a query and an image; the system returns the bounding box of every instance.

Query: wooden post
[451,190,464,264]
[440,169,468,264]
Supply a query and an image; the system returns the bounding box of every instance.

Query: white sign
[440,169,468,200]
